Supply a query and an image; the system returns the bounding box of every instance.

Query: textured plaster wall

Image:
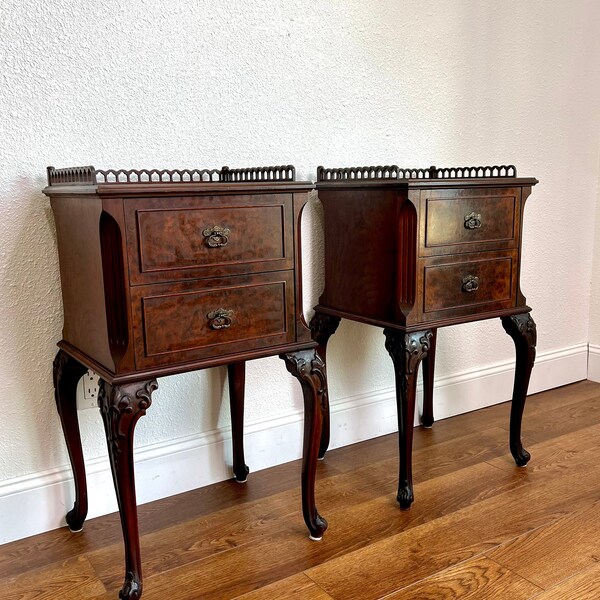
[1,0,600,485]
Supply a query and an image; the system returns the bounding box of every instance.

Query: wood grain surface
[1,380,599,599]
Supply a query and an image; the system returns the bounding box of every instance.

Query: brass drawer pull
[462,275,479,293]
[202,225,230,248]
[207,308,234,330]
[464,212,482,230]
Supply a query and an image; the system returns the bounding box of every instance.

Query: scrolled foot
[66,508,84,533]
[397,484,414,510]
[307,513,328,541]
[234,464,249,483]
[512,445,531,467]
[422,416,434,429]
[119,573,142,600]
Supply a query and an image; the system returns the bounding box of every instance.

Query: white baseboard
[588,344,600,382]
[0,342,588,545]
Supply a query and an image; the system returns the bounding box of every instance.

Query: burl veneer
[45,164,328,600]
[310,164,538,509]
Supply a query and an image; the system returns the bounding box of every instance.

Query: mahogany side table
[310,164,538,509]
[45,164,328,600]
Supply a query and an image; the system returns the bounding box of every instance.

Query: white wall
[588,155,600,379]
[1,0,600,543]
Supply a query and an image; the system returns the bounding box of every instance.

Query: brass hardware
[207,308,234,330]
[202,225,230,247]
[464,212,482,229]
[462,275,480,293]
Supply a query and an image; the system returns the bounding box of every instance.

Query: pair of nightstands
[45,162,537,600]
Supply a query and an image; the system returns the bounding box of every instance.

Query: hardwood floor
[2,380,600,599]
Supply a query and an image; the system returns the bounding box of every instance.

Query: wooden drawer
[419,188,521,256]
[125,194,294,284]
[418,250,518,322]
[131,271,295,368]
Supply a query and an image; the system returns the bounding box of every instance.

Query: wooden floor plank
[0,555,107,600]
[233,573,334,600]
[526,564,600,600]
[487,500,600,590]
[380,555,541,599]
[304,520,494,600]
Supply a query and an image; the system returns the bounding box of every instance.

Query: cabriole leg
[53,350,88,532]
[421,328,437,428]
[309,312,341,459]
[280,348,328,541]
[384,329,433,510]
[228,362,249,483]
[98,379,157,600]
[501,312,537,467]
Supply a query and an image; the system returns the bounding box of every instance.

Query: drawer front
[420,250,518,321]
[419,188,521,256]
[131,271,295,368]
[125,194,294,284]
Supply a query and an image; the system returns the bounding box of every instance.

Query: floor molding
[588,344,600,383]
[0,342,588,544]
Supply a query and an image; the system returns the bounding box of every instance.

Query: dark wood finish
[280,348,328,540]
[384,329,433,509]
[53,350,89,532]
[313,164,538,509]
[130,271,296,369]
[309,313,341,459]
[421,328,437,428]
[228,362,249,483]
[502,312,537,466]
[44,164,325,599]
[420,249,517,319]
[98,378,157,600]
[420,187,520,256]
[4,381,600,600]
[124,194,294,284]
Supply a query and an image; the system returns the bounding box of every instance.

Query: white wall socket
[77,370,100,410]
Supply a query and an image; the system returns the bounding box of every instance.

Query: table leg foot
[397,485,414,510]
[120,572,142,600]
[281,348,329,540]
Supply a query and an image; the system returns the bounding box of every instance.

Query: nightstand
[45,164,328,599]
[310,164,538,510]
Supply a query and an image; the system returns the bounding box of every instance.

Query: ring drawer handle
[464,212,482,230]
[202,225,230,248]
[207,308,234,330]
[462,275,479,293]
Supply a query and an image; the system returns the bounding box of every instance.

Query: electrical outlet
[79,370,100,410]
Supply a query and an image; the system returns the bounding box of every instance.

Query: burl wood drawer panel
[124,194,294,284]
[131,271,295,368]
[418,188,521,256]
[419,250,518,322]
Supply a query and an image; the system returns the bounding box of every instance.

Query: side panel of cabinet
[317,187,403,322]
